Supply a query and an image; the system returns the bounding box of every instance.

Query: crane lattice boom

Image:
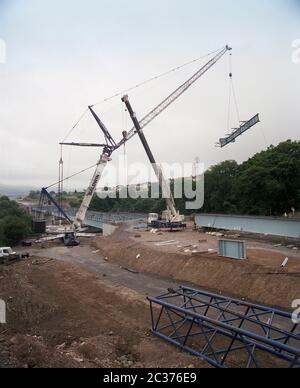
[117,46,231,147]
[59,46,232,231]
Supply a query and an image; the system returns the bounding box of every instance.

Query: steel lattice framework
[148,287,300,368]
[218,114,260,148]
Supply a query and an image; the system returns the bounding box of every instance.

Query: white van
[0,247,16,258]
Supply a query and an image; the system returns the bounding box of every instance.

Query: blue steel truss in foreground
[148,287,300,368]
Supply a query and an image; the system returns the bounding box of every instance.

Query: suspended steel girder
[219,114,260,148]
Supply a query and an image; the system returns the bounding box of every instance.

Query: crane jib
[62,46,231,231]
[116,46,231,148]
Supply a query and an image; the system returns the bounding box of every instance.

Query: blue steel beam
[195,213,300,239]
[219,114,260,148]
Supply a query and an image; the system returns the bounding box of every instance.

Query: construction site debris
[22,240,33,247]
[206,232,224,237]
[31,259,52,266]
[155,240,177,247]
[123,267,139,274]
[133,224,148,230]
[192,250,211,256]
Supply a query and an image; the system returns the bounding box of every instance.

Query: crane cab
[148,213,159,225]
[63,232,80,247]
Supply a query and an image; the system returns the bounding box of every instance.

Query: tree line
[89,140,300,217]
[0,196,31,246]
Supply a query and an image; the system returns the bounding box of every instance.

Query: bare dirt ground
[0,257,205,368]
[0,221,299,368]
[93,223,300,309]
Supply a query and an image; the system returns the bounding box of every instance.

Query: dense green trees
[202,160,239,214]
[90,194,166,214]
[87,140,300,217]
[0,196,31,246]
[202,140,300,216]
[3,140,295,246]
[28,190,41,200]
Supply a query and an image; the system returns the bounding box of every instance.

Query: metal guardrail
[149,287,300,368]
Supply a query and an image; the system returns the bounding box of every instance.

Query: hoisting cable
[231,82,241,125]
[227,54,233,133]
[122,101,127,165]
[61,108,89,143]
[89,47,225,108]
[61,47,225,143]
[227,51,241,131]
[46,162,98,190]
[231,55,268,146]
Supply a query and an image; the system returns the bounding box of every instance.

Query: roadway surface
[27,242,295,328]
[28,243,179,297]
[27,240,299,358]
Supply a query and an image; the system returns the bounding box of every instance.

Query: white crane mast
[72,152,111,230]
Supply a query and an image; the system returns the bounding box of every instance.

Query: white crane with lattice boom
[57,45,232,232]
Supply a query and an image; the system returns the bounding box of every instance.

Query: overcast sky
[0,0,299,190]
